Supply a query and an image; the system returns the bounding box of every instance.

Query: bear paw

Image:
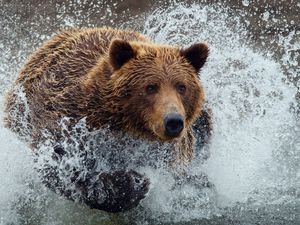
[88,170,150,213]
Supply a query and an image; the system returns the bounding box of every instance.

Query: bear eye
[176,84,186,95]
[145,84,159,95]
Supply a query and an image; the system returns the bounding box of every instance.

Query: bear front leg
[39,146,150,213]
[192,108,212,161]
[192,108,212,147]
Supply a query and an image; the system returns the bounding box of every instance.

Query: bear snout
[164,113,184,138]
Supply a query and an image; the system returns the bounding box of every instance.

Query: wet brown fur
[5,27,209,164]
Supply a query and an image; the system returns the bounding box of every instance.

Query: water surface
[0,1,299,225]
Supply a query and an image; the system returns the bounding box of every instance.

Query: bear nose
[164,113,184,137]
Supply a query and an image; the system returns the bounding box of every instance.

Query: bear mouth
[153,127,184,142]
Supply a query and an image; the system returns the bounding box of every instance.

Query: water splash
[0,2,299,225]
[137,3,299,223]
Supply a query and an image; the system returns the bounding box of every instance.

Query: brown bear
[4,27,211,212]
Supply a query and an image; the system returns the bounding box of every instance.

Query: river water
[0,1,299,225]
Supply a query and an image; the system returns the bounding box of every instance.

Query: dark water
[0,1,299,224]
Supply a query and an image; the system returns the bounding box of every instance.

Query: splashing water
[0,2,299,225]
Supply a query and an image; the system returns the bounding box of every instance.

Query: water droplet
[242,0,250,7]
[262,11,270,21]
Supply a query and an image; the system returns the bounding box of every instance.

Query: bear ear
[109,39,136,70]
[180,43,209,72]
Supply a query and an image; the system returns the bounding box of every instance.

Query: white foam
[0,97,35,224]
[143,1,298,203]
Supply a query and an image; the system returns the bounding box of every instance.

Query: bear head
[106,39,209,142]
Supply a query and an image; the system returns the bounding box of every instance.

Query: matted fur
[5,27,209,164]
